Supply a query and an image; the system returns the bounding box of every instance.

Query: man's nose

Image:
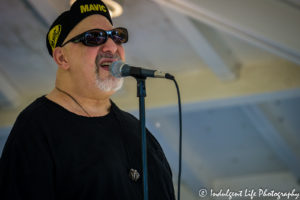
[101,37,118,54]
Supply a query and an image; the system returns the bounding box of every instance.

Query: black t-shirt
[0,96,175,200]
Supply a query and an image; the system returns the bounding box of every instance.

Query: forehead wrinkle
[63,15,114,44]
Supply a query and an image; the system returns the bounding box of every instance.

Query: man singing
[0,0,175,199]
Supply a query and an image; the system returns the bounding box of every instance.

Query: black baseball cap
[46,0,113,57]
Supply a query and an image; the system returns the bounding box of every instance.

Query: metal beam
[25,0,58,26]
[20,0,50,27]
[160,7,239,80]
[139,88,300,117]
[242,105,300,179]
[152,0,300,65]
[114,59,300,111]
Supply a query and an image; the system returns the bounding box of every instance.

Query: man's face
[62,15,125,93]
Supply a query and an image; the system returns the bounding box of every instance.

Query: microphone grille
[109,60,124,78]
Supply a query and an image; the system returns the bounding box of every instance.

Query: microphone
[109,61,174,79]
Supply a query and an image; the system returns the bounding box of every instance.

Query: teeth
[101,62,112,66]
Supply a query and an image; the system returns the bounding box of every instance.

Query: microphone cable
[166,74,182,200]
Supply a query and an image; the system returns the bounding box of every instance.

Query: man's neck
[46,87,112,117]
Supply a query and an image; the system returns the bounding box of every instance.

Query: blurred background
[1,0,300,199]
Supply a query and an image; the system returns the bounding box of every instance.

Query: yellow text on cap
[80,4,107,13]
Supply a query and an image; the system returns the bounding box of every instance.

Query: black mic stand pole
[136,77,149,200]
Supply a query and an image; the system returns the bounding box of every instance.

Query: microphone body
[110,61,173,79]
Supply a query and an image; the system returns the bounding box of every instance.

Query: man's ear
[53,47,69,70]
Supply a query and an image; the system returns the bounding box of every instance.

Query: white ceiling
[0,0,300,199]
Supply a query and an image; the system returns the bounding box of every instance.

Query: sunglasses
[61,27,128,47]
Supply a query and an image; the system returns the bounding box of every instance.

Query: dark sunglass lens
[84,31,106,46]
[112,28,128,44]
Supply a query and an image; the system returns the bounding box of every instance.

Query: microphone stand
[136,77,148,200]
[111,61,177,200]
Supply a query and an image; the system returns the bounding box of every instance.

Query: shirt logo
[80,4,107,13]
[48,25,62,52]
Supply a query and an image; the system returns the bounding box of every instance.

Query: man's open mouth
[100,62,112,71]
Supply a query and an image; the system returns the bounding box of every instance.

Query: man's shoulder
[16,96,50,124]
[5,96,52,144]
[111,101,138,122]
